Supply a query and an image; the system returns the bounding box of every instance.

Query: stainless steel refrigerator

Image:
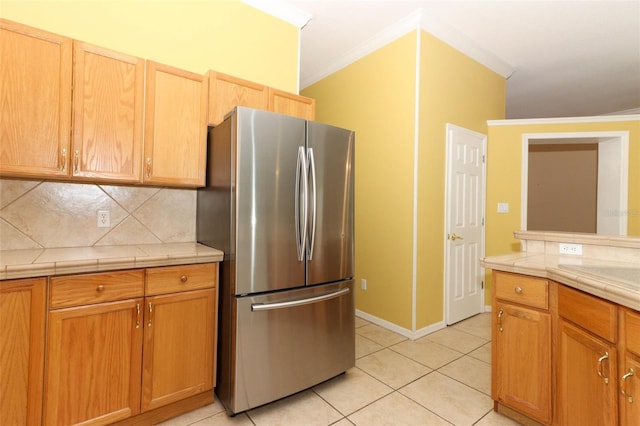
[196,107,355,415]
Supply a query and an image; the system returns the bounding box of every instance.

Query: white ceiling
[247,0,640,119]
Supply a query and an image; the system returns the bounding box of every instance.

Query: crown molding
[301,8,515,88]
[488,114,640,126]
[240,0,311,28]
[301,9,423,88]
[418,12,514,79]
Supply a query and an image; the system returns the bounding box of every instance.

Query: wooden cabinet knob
[96,285,105,292]
[180,275,188,283]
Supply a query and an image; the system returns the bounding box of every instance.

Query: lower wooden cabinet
[621,309,640,426]
[43,264,218,426]
[0,278,47,426]
[557,318,618,425]
[141,289,216,411]
[493,301,552,423]
[44,298,144,425]
[493,273,640,426]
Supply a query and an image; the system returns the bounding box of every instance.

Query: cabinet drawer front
[50,270,144,309]
[558,285,617,343]
[494,272,548,309]
[625,309,640,356]
[146,263,217,296]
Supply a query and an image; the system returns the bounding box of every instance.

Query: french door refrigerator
[196,107,355,415]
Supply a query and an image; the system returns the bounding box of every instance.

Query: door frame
[521,131,629,235]
[444,123,487,325]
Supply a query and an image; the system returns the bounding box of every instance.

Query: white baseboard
[356,309,446,341]
[484,305,492,312]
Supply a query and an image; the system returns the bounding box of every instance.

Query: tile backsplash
[0,178,197,250]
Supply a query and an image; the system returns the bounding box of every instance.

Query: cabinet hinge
[481,280,484,289]
[482,217,485,226]
[482,155,485,163]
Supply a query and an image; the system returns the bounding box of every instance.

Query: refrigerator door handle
[251,287,350,311]
[295,146,308,261]
[306,147,317,260]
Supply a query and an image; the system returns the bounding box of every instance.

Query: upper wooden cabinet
[268,88,316,120]
[144,61,208,187]
[0,19,72,178]
[208,70,316,125]
[208,71,268,126]
[72,41,144,182]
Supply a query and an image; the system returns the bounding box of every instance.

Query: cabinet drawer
[494,272,548,309]
[50,269,144,309]
[558,285,617,343]
[624,309,640,356]
[146,263,217,296]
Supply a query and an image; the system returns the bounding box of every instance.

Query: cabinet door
[141,288,215,411]
[493,302,551,423]
[72,41,144,182]
[621,355,640,426]
[557,318,618,425]
[0,278,46,426]
[268,88,315,120]
[208,71,268,125]
[0,19,72,178]
[144,61,208,187]
[44,298,144,426]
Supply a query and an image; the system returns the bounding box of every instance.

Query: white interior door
[445,124,486,325]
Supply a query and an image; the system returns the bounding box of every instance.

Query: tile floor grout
[160,313,521,426]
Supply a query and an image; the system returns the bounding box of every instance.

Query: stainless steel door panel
[306,122,355,285]
[229,281,355,414]
[234,108,307,295]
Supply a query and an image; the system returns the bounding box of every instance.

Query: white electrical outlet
[97,210,110,228]
[559,243,583,255]
[361,278,367,290]
[497,202,510,213]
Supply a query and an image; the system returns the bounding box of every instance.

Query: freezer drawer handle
[251,287,350,312]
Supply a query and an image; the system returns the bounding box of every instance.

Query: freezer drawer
[222,281,354,414]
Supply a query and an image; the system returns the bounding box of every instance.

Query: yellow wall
[303,33,418,329]
[303,29,506,331]
[415,31,505,328]
[0,0,299,92]
[486,119,640,264]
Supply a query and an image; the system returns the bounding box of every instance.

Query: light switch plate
[497,203,509,213]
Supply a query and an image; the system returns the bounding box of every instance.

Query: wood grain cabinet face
[144,61,208,187]
[44,270,145,426]
[0,19,72,178]
[72,41,144,182]
[491,271,552,424]
[44,298,145,426]
[0,278,46,426]
[492,302,552,423]
[141,288,216,412]
[268,88,316,120]
[43,264,218,424]
[557,318,618,426]
[622,309,640,426]
[556,285,620,426]
[208,71,268,126]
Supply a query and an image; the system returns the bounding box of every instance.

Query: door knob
[448,233,464,241]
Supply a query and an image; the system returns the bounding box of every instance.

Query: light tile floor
[160,313,521,426]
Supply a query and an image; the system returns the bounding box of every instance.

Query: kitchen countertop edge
[0,243,224,281]
[482,254,640,312]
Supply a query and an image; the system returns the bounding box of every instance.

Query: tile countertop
[0,243,224,281]
[482,231,640,312]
